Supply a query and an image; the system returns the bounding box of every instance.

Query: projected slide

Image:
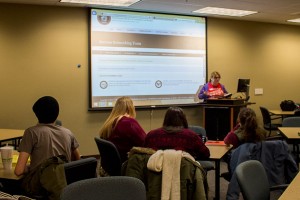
[90,9,207,109]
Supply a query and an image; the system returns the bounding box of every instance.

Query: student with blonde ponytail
[99,96,146,162]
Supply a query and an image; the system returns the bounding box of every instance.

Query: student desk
[0,129,24,149]
[206,143,232,200]
[269,110,295,120]
[278,171,300,200]
[269,110,295,116]
[278,127,300,164]
[0,166,21,180]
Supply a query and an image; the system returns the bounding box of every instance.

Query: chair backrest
[260,106,271,125]
[236,160,270,200]
[282,116,300,127]
[94,137,122,176]
[294,110,300,116]
[64,157,98,185]
[188,125,206,136]
[55,119,62,126]
[61,176,147,200]
[188,125,207,142]
[187,125,214,171]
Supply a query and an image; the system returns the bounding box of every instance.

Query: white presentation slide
[90,9,207,109]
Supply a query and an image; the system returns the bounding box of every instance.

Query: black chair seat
[198,161,215,171]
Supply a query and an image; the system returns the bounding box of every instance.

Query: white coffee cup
[0,146,14,170]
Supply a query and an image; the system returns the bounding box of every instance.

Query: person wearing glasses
[198,71,229,100]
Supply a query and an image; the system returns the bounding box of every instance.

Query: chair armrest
[197,161,215,171]
[266,135,284,140]
[270,115,282,120]
[271,115,282,120]
[270,184,289,191]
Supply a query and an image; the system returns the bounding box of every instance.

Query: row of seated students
[98,96,210,163]
[10,95,210,199]
[98,96,211,199]
[10,95,298,199]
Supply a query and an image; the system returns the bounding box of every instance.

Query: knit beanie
[32,96,59,123]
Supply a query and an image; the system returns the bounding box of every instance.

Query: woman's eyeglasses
[213,76,220,79]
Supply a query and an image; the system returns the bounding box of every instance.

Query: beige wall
[0,4,299,155]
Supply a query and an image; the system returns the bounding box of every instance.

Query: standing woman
[198,71,229,100]
[99,96,146,162]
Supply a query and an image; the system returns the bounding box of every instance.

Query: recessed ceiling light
[60,0,141,7]
[193,7,257,17]
[287,18,300,23]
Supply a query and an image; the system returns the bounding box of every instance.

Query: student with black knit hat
[14,96,80,198]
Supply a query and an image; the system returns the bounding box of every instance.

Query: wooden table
[0,166,20,180]
[269,110,295,116]
[278,127,300,164]
[0,129,24,148]
[206,144,232,200]
[278,127,300,139]
[279,171,300,200]
[269,110,295,120]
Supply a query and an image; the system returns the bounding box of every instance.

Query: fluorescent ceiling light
[287,18,300,23]
[193,7,257,17]
[60,0,141,7]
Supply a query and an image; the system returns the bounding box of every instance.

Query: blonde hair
[210,71,221,79]
[99,96,136,139]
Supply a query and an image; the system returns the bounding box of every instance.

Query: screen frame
[88,8,208,111]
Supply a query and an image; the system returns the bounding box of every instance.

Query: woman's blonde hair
[210,71,221,79]
[99,96,136,139]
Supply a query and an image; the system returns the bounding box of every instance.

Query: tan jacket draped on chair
[122,147,208,200]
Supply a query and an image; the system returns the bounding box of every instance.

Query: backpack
[280,100,296,111]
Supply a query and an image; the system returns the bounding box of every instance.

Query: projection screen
[90,8,207,110]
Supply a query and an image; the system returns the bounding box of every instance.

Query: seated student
[224,107,267,148]
[15,96,81,199]
[144,106,210,160]
[99,96,146,163]
[222,107,267,180]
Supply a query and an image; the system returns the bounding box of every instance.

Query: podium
[200,99,249,140]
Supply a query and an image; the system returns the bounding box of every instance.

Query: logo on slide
[155,80,162,88]
[100,81,108,89]
[97,15,111,25]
